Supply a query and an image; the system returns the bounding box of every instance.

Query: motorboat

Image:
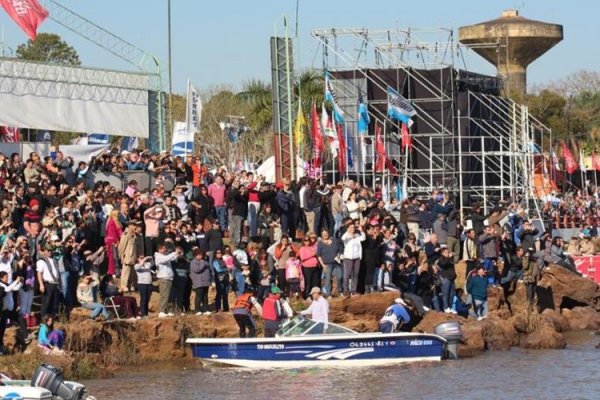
[186,317,461,368]
[0,364,94,400]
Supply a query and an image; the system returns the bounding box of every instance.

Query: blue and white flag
[346,126,354,170]
[357,92,370,136]
[325,71,344,124]
[186,80,202,134]
[120,136,139,152]
[88,133,109,145]
[37,130,51,143]
[171,121,194,156]
[387,87,416,127]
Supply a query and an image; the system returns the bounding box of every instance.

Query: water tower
[458,10,563,96]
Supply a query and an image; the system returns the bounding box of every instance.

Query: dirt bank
[0,264,597,380]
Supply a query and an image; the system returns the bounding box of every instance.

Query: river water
[85,331,599,400]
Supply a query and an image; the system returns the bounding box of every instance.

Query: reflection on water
[85,332,600,400]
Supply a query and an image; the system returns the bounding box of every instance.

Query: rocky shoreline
[0,264,597,380]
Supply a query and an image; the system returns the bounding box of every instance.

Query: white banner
[0,59,150,138]
[171,121,193,156]
[186,81,202,134]
[59,144,109,166]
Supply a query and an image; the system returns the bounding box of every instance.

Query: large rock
[561,307,600,331]
[540,308,569,333]
[480,315,519,350]
[538,265,600,311]
[520,322,566,350]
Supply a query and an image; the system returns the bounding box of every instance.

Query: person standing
[134,255,154,318]
[232,287,262,338]
[144,204,165,257]
[118,221,144,292]
[0,271,22,353]
[317,230,342,298]
[105,210,123,276]
[521,249,540,310]
[463,229,479,278]
[479,226,499,285]
[36,246,62,317]
[330,185,344,233]
[262,286,291,337]
[229,185,249,248]
[208,176,228,230]
[212,250,230,312]
[437,248,457,314]
[299,287,329,324]
[341,224,365,296]
[467,265,489,320]
[154,242,181,318]
[190,249,213,315]
[299,236,319,298]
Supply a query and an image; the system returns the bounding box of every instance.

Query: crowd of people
[0,146,587,351]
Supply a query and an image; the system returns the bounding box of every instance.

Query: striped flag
[325,71,344,124]
[387,86,416,127]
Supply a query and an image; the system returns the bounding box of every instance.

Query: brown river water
[84,331,599,400]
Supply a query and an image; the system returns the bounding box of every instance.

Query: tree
[16,33,81,66]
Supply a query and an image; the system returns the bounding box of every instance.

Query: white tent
[255,156,305,183]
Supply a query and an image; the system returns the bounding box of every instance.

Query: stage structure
[0,0,165,150]
[311,26,551,215]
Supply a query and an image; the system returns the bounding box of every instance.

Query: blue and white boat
[187,318,459,368]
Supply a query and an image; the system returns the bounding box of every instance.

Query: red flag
[401,123,412,150]
[374,124,386,172]
[0,126,20,143]
[593,153,600,172]
[562,143,577,174]
[310,103,324,169]
[0,0,49,40]
[336,122,346,175]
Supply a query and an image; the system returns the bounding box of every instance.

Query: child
[38,314,65,355]
[285,251,303,299]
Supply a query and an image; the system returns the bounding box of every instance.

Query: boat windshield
[276,318,358,337]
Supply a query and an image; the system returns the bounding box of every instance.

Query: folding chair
[104,297,123,321]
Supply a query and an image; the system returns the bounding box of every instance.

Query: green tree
[16,33,81,66]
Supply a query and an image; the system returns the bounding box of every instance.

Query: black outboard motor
[434,321,462,359]
[31,364,88,400]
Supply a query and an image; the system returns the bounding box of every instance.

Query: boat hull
[188,333,446,368]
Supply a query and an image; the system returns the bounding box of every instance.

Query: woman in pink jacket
[105,210,123,276]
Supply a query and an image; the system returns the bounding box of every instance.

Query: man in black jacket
[437,247,457,313]
[229,185,248,248]
[518,220,539,252]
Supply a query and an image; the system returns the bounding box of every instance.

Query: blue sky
[0,0,596,93]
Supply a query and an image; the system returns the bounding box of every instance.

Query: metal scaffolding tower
[311,26,549,215]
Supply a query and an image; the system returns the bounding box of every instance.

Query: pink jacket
[105,219,122,245]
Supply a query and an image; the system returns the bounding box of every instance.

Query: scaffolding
[311,26,550,216]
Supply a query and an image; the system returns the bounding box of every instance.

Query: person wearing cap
[262,286,291,337]
[379,298,411,333]
[299,287,329,324]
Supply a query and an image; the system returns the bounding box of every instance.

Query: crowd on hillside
[0,147,588,352]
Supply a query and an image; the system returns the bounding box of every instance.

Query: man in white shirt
[154,242,181,318]
[36,246,62,317]
[300,287,329,323]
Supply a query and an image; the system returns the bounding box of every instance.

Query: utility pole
[167,0,173,150]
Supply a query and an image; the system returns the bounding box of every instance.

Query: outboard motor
[434,321,462,360]
[31,364,89,400]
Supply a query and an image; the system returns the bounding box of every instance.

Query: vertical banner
[0,126,20,142]
[171,121,193,156]
[186,81,202,135]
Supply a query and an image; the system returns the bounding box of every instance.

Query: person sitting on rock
[451,288,470,318]
[77,274,110,321]
[38,314,65,354]
[566,237,581,257]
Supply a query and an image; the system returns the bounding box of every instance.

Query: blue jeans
[333,213,343,234]
[322,263,343,297]
[82,302,109,320]
[215,281,229,311]
[473,299,488,318]
[60,271,73,309]
[214,206,228,229]
[248,202,260,237]
[441,277,455,310]
[500,269,522,285]
[234,270,245,296]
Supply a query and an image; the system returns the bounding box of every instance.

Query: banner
[0,0,48,40]
[59,144,109,166]
[562,143,577,174]
[171,121,194,156]
[0,126,20,142]
[88,133,109,145]
[293,100,307,148]
[336,122,346,175]
[321,104,338,158]
[324,71,344,123]
[375,124,385,172]
[401,123,412,150]
[120,137,139,152]
[186,80,202,134]
[357,94,370,136]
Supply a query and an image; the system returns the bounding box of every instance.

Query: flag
[529,143,542,154]
[88,133,109,145]
[321,104,338,158]
[400,123,412,150]
[375,124,386,172]
[0,0,48,40]
[551,150,561,171]
[171,121,194,156]
[186,80,202,134]
[592,153,600,172]
[0,126,20,142]
[387,87,416,127]
[120,137,139,153]
[562,143,577,174]
[36,130,51,143]
[294,100,307,148]
[310,103,324,169]
[346,127,354,170]
[324,71,344,124]
[579,150,587,173]
[336,122,346,175]
[357,92,370,136]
